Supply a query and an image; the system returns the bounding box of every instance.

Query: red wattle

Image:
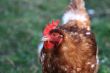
[44,41,54,49]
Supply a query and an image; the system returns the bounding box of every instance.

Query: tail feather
[62,0,90,30]
[69,0,85,10]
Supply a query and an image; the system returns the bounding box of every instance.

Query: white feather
[62,11,87,24]
[37,42,43,56]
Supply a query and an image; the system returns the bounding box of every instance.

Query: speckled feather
[41,21,98,73]
[41,0,98,73]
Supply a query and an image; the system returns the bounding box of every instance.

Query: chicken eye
[52,33,56,36]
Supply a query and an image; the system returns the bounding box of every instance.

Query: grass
[91,18,110,73]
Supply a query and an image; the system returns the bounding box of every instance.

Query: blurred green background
[0,0,110,73]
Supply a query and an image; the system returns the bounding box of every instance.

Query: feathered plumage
[40,0,99,73]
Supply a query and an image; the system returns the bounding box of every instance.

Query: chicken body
[41,21,98,73]
[40,0,99,73]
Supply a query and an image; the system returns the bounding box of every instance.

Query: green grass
[0,0,110,73]
[92,18,110,73]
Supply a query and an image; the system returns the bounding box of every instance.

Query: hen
[40,0,99,73]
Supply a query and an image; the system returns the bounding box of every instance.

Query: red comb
[43,20,60,36]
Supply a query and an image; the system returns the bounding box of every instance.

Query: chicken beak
[41,36,49,41]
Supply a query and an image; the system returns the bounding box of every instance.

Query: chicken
[40,0,99,73]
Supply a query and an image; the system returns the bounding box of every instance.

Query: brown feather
[41,0,99,73]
